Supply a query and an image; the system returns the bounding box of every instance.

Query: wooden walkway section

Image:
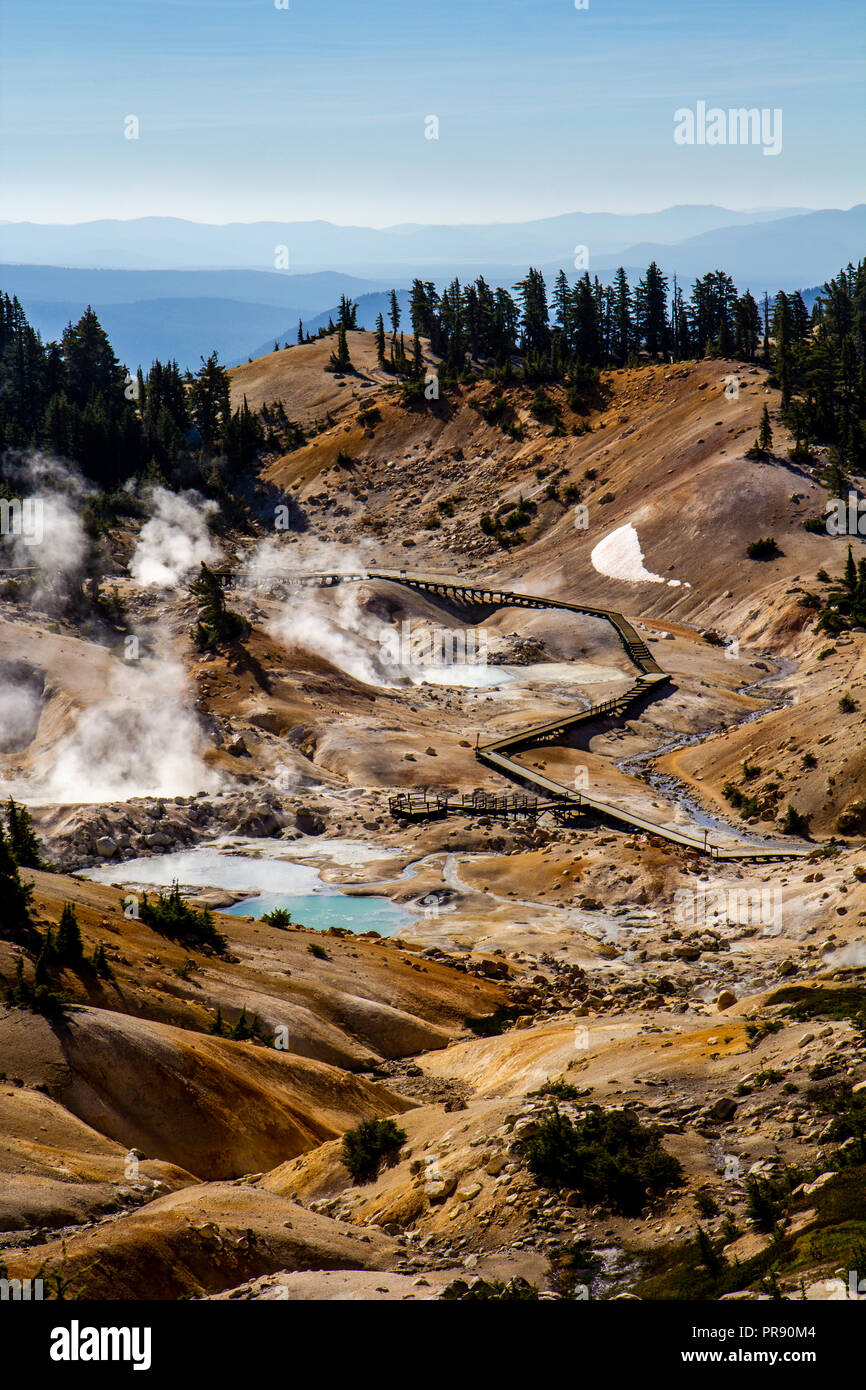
[229,567,812,862]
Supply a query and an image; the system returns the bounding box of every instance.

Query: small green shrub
[694,1188,720,1219]
[782,805,810,837]
[745,1174,791,1234]
[4,958,65,1017]
[515,1106,682,1216]
[340,1118,407,1183]
[139,883,227,952]
[530,1079,585,1102]
[746,537,781,560]
[261,907,293,929]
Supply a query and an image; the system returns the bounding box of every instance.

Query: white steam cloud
[129,487,220,588]
[246,539,405,685]
[824,942,866,969]
[246,538,493,688]
[39,657,220,804]
[0,676,43,754]
[0,452,92,606]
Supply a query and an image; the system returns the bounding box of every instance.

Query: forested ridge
[0,256,863,510]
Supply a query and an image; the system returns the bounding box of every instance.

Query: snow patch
[590,524,690,588]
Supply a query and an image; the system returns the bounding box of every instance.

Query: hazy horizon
[1,201,853,231]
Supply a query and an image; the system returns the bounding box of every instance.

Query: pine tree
[297,319,304,345]
[231,1006,251,1040]
[636,261,669,358]
[552,269,572,341]
[758,404,773,454]
[612,268,633,364]
[571,274,601,366]
[91,942,113,980]
[35,930,54,985]
[772,293,795,407]
[190,563,250,652]
[375,313,386,368]
[6,798,43,868]
[734,291,761,361]
[389,289,401,340]
[61,306,127,408]
[327,323,352,373]
[189,351,230,459]
[696,1225,722,1277]
[56,903,84,966]
[513,268,550,357]
[337,295,357,331]
[210,1006,225,1036]
[0,822,34,942]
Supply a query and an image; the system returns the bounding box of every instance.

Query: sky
[1,0,863,225]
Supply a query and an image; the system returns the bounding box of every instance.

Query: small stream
[614,655,799,848]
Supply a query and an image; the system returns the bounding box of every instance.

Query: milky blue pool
[84,843,413,937]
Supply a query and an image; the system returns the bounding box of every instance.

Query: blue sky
[1,0,863,224]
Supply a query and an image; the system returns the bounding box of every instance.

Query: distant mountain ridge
[588,207,866,291]
[2,205,862,371]
[0,268,405,372]
[0,205,813,272]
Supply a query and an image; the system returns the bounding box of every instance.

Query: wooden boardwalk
[230,567,813,862]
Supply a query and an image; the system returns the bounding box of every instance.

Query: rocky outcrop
[38,791,331,868]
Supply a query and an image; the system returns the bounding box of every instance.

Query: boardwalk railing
[229,568,811,862]
[389,790,543,821]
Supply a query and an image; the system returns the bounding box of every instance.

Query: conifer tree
[327,323,352,372]
[552,270,572,340]
[91,941,113,980]
[189,351,230,459]
[6,798,43,868]
[636,261,669,358]
[845,544,857,592]
[337,295,357,330]
[734,291,761,361]
[56,903,84,966]
[231,1006,251,1040]
[612,267,633,364]
[190,563,250,652]
[0,822,34,942]
[34,932,54,986]
[758,404,773,454]
[389,289,401,340]
[513,268,550,357]
[375,313,386,368]
[772,293,795,406]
